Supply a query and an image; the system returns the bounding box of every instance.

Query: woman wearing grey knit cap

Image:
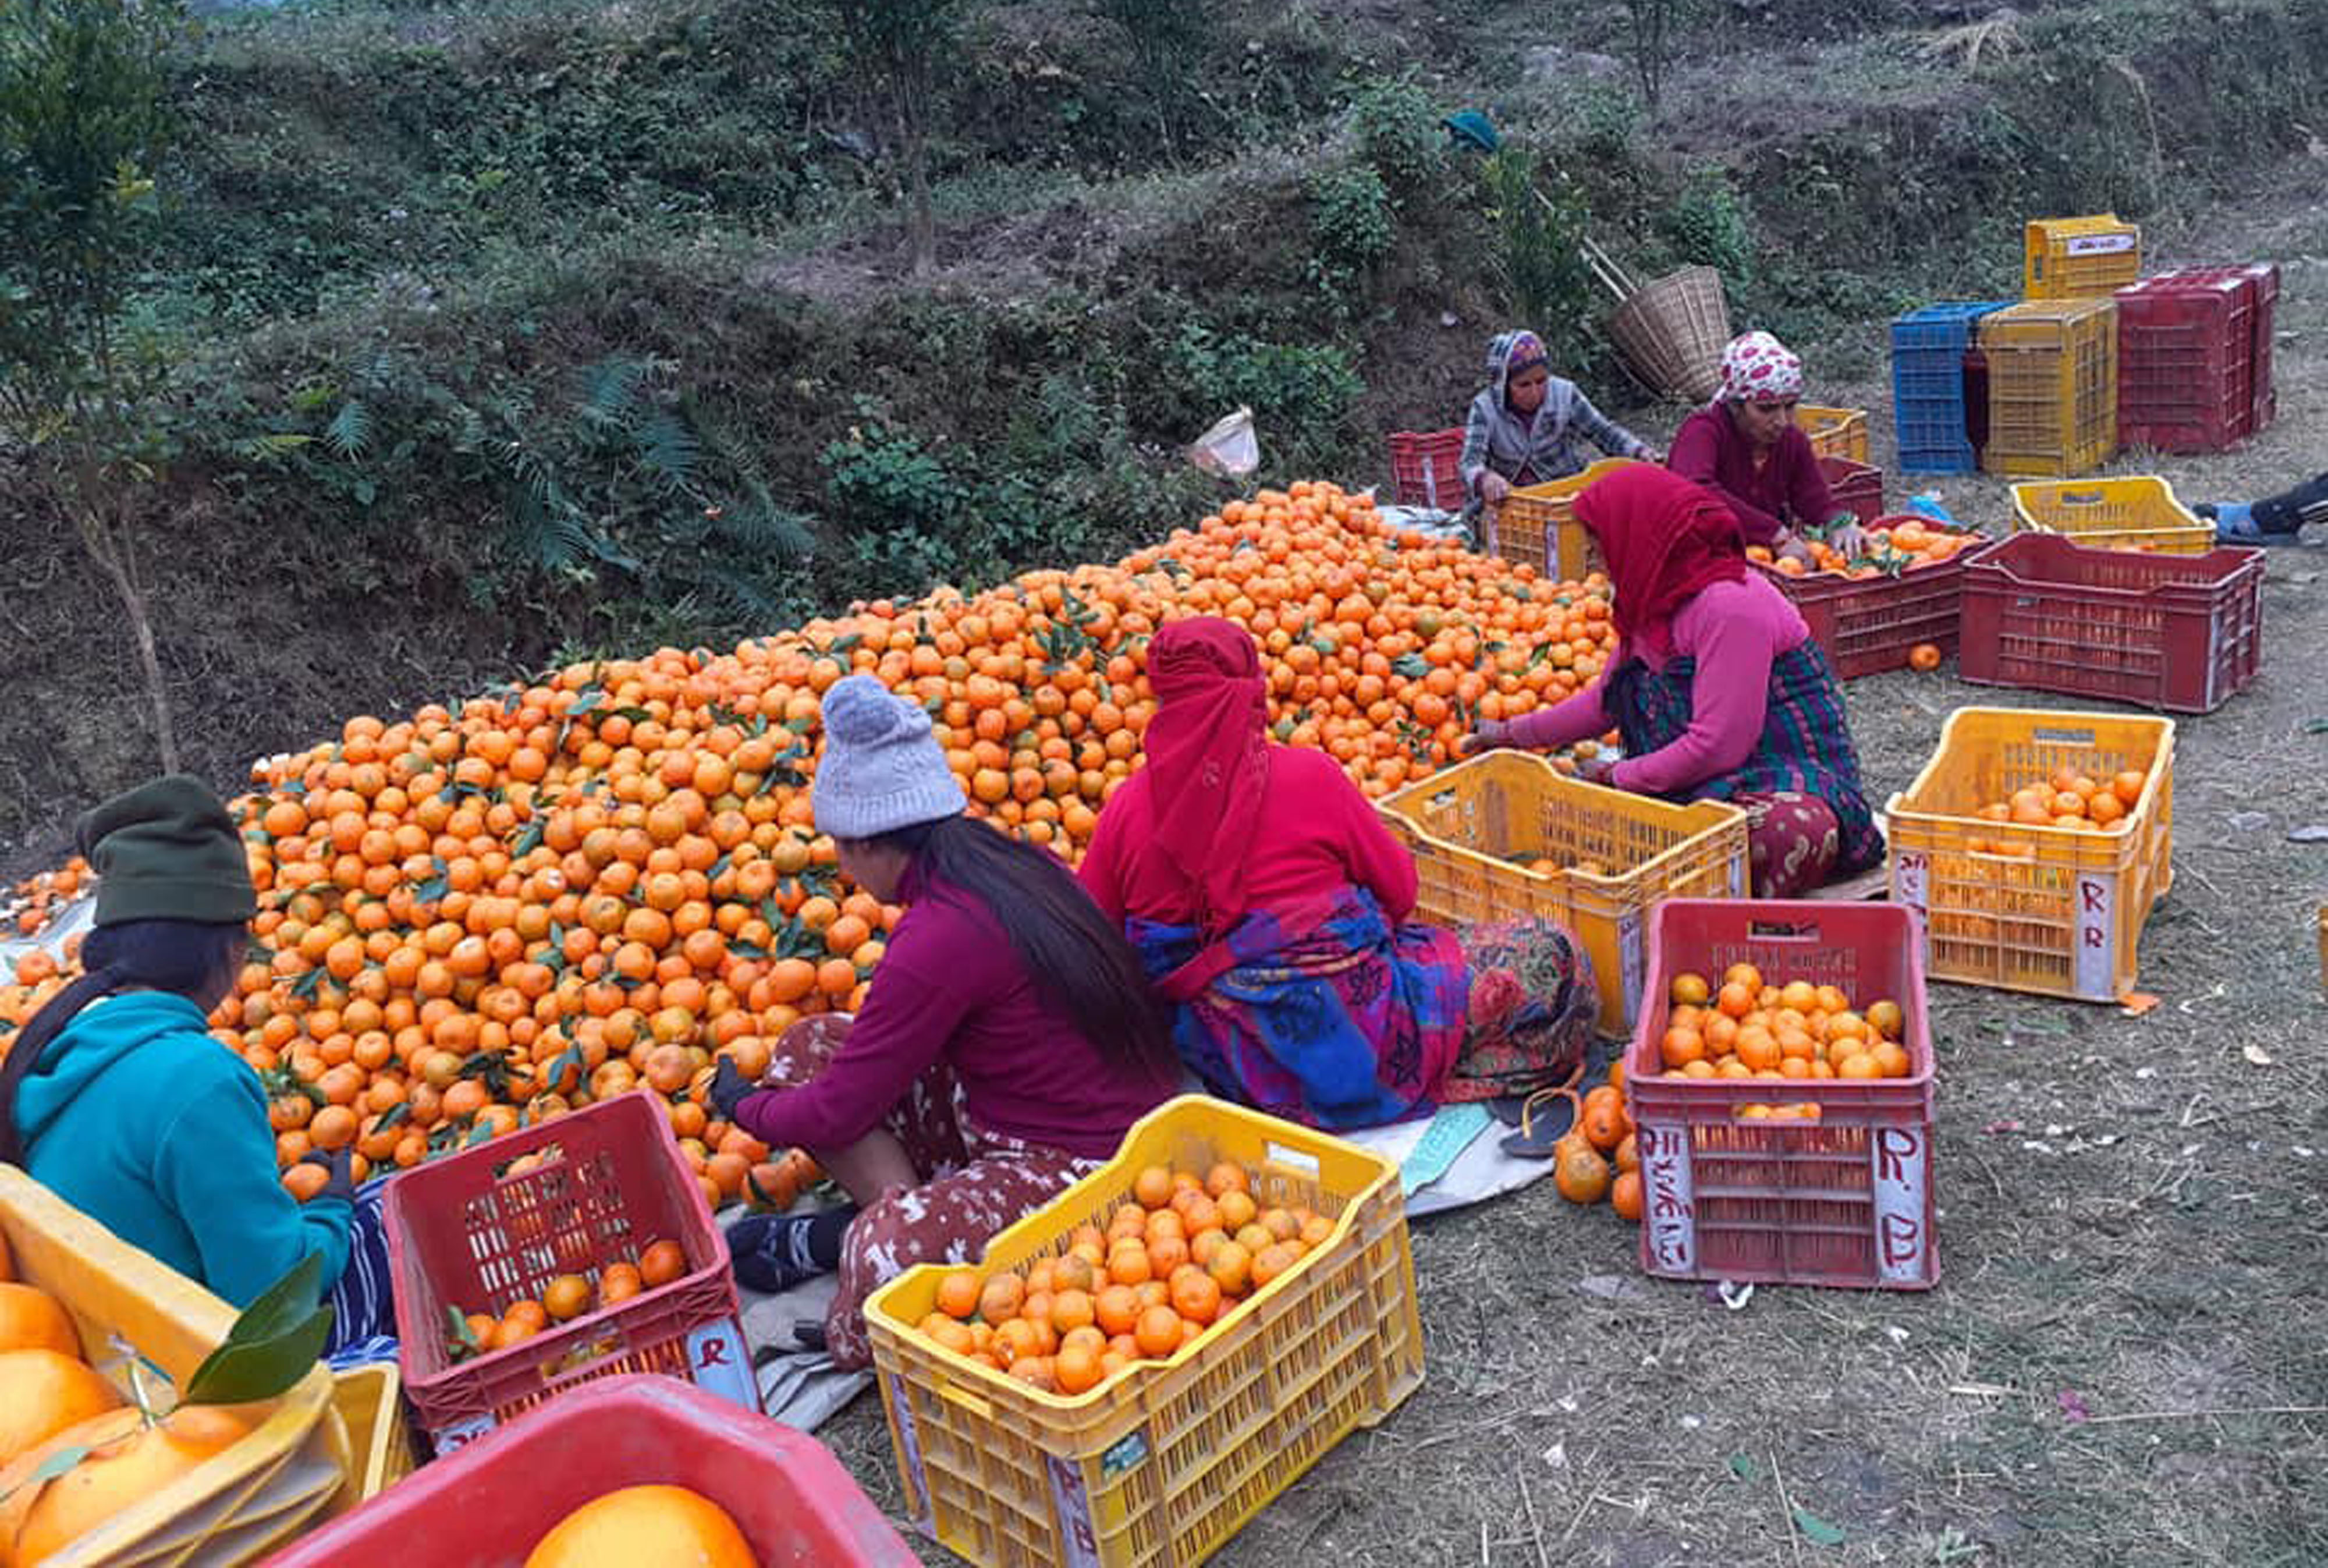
[709,675,1179,1368]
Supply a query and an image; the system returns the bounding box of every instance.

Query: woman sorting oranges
[1464,466,1882,897]
[711,675,1177,1368]
[1080,617,1597,1130]
[1667,331,1866,563]
[0,776,394,1356]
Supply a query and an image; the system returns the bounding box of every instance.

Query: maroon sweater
[734,870,1174,1159]
[1667,406,1837,547]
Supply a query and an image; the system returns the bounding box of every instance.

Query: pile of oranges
[1548,1073,1642,1222]
[1963,764,2150,852]
[2,860,84,938]
[910,1158,1335,1396]
[0,481,1617,1209]
[1751,517,1982,579]
[446,1236,690,1359]
[1656,964,1912,1082]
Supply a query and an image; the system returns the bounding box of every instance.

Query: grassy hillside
[3,0,2325,856]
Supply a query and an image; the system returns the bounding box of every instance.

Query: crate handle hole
[1744,920,1822,942]
[1263,1143,1322,1181]
[2030,729,2098,746]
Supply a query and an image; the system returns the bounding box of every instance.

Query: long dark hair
[0,918,247,1166]
[860,817,1174,1073]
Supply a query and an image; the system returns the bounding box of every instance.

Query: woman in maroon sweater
[1667,331,1866,560]
[711,675,1176,1367]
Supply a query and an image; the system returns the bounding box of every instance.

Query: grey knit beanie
[812,674,970,840]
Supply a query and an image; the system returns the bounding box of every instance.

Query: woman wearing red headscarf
[1463,466,1882,896]
[1079,618,1596,1129]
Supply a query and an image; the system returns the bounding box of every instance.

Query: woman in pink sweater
[709,675,1177,1367]
[1463,465,1882,895]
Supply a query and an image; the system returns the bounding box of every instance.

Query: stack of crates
[1980,297,2119,478]
[1889,302,2010,473]
[2114,264,2280,452]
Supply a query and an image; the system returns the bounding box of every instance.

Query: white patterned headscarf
[1718,331,1804,402]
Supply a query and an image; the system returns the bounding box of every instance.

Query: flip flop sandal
[1499,1083,1580,1160]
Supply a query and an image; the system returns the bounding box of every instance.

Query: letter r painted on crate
[2074,872,2116,1001]
[1871,1126,1932,1286]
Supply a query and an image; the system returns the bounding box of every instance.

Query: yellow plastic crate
[1795,405,1871,464]
[2010,476,2214,555]
[2025,214,2141,299]
[1981,299,2119,477]
[0,1167,349,1567]
[330,1362,413,1506]
[1886,708,2174,1002]
[865,1095,1422,1568]
[1375,751,1749,1034]
[1489,456,1641,582]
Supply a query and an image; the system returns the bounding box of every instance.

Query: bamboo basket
[1582,238,1730,402]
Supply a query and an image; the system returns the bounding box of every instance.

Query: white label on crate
[1871,1125,1933,1286]
[684,1319,759,1414]
[1637,1123,1696,1276]
[2074,871,2116,1000]
[2066,233,2135,256]
[1046,1453,1106,1568]
[1893,849,1929,914]
[433,1413,496,1452]
[1619,914,1645,1029]
[1727,850,1748,900]
[886,1371,935,1538]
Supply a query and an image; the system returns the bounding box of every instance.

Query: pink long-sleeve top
[733,870,1174,1160]
[1666,405,1837,549]
[1504,573,1811,796]
[1078,744,1417,926]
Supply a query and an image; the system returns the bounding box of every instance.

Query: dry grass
[813,250,2328,1566]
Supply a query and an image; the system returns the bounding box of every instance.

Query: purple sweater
[1506,575,1811,796]
[734,872,1174,1159]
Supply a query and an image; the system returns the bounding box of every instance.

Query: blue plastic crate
[1889,301,2012,354]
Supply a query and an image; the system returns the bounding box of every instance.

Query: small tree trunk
[75,502,179,773]
[892,55,936,276]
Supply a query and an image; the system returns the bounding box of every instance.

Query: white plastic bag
[1187,406,1259,478]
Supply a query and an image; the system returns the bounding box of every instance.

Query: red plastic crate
[1624,899,1937,1291]
[1387,428,1467,510]
[386,1092,760,1452]
[262,1375,919,1567]
[1755,519,1992,679]
[2114,272,2254,452]
[1820,455,1885,524]
[1957,533,2265,714]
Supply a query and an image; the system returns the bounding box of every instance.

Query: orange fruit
[598,1264,644,1308]
[1131,1165,1174,1209]
[935,1269,982,1321]
[543,1275,594,1322]
[1133,1304,1182,1358]
[1055,1343,1103,1395]
[521,1484,757,1568]
[1204,1162,1249,1199]
[1094,1285,1140,1338]
[0,1284,79,1359]
[0,1349,123,1467]
[0,1402,259,1562]
[640,1239,687,1288]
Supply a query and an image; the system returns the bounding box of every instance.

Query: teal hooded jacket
[14,991,351,1307]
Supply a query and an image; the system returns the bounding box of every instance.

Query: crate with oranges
[1748,516,1995,679]
[1623,899,1937,1292]
[1887,708,2174,1002]
[387,1090,761,1453]
[865,1095,1422,1568]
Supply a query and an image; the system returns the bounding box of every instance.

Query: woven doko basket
[1608,265,1731,402]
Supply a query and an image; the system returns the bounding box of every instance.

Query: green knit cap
[75,774,257,928]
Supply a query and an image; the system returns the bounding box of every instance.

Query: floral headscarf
[1718,331,1804,402]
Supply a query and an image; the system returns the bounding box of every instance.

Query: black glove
[299,1147,356,1202]
[708,1056,762,1123]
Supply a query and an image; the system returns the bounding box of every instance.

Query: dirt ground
[811,224,2328,1562]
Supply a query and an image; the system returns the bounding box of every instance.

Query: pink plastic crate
[262,1375,918,1567]
[1623,900,1938,1291]
[1387,428,1467,510]
[385,1092,759,1452]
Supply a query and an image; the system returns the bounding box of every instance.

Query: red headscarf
[1140,616,1271,930]
[1574,465,1748,652]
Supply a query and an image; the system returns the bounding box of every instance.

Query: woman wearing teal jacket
[0,776,364,1319]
